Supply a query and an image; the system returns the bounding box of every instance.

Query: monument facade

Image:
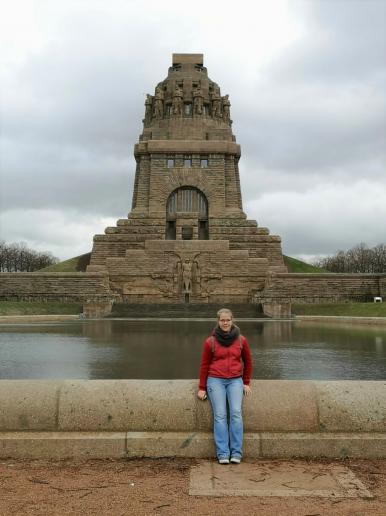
[87,54,287,304]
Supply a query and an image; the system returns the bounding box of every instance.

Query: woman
[197,308,252,464]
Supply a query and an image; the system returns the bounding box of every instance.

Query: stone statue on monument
[144,94,153,125]
[182,259,193,294]
[222,94,231,122]
[211,87,222,118]
[172,84,183,116]
[193,85,204,115]
[153,86,164,119]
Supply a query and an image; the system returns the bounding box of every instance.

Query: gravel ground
[1,458,385,516]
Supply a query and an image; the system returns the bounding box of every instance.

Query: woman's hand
[197,389,207,400]
[243,385,252,396]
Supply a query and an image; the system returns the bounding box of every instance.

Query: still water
[0,320,385,380]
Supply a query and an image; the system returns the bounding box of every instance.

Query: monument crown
[172,53,203,65]
[141,53,232,143]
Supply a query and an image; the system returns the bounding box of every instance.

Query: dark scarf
[214,325,240,347]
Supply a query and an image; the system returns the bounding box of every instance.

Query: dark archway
[166,187,209,240]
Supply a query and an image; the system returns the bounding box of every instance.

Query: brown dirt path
[0,458,385,515]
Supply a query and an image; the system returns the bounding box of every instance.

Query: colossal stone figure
[172,84,183,116]
[211,87,222,118]
[144,94,153,125]
[222,94,231,122]
[193,85,204,115]
[182,259,193,294]
[153,86,164,119]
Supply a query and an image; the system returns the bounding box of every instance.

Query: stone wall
[0,272,111,302]
[0,380,385,459]
[1,270,384,311]
[257,273,386,304]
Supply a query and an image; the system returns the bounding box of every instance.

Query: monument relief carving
[144,94,153,125]
[211,86,222,118]
[172,84,183,116]
[153,86,164,119]
[182,259,193,294]
[222,94,231,122]
[193,85,204,115]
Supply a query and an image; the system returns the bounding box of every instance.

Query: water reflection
[0,320,385,380]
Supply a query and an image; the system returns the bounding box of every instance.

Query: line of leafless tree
[314,243,386,273]
[0,241,59,272]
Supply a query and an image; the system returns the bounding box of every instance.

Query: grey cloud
[278,0,386,82]
[1,0,385,260]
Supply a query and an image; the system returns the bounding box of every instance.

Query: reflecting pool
[0,320,385,380]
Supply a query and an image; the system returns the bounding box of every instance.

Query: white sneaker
[218,458,230,464]
[230,457,241,464]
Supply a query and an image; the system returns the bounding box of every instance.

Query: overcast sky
[1,0,385,262]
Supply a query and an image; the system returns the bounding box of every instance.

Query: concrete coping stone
[0,380,385,434]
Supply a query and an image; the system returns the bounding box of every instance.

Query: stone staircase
[108,303,267,318]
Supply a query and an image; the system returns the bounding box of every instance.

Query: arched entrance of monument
[165,187,209,240]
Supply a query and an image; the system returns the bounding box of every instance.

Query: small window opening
[167,158,174,168]
[184,103,192,115]
[200,158,208,168]
[182,226,193,240]
[184,157,192,167]
[198,220,209,240]
[166,220,176,240]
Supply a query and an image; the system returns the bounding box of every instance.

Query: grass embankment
[283,255,327,273]
[292,302,386,317]
[39,253,91,272]
[0,302,83,316]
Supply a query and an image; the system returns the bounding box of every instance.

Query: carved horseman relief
[153,86,164,119]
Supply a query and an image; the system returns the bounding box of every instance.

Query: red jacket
[198,335,252,390]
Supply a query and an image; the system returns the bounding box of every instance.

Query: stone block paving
[189,460,373,499]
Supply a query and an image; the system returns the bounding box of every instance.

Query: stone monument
[87,54,287,305]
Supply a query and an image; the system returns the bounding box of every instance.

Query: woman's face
[218,313,233,332]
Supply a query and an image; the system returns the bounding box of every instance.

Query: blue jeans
[206,376,244,460]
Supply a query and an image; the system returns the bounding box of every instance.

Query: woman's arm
[198,339,212,392]
[241,337,252,388]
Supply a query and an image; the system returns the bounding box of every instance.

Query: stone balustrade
[0,380,385,459]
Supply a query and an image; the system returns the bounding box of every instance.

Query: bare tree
[0,241,59,272]
[314,243,386,273]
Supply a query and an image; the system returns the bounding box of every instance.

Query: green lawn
[292,302,386,317]
[39,253,91,272]
[284,255,327,273]
[0,302,83,316]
